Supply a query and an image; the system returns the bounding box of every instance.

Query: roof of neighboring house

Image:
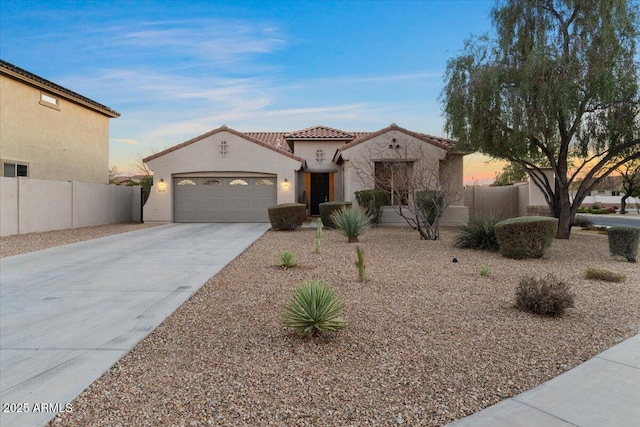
[143,125,307,164]
[0,59,120,118]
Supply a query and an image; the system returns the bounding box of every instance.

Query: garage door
[173,177,276,222]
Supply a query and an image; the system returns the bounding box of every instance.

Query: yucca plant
[283,279,348,336]
[330,206,372,243]
[278,250,296,270]
[454,212,501,251]
[480,265,489,277]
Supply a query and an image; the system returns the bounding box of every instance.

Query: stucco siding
[0,75,110,184]
[144,131,303,222]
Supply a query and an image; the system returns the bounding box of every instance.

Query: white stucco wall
[143,130,304,222]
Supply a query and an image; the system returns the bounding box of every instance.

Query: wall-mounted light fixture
[283,178,289,188]
[157,178,167,192]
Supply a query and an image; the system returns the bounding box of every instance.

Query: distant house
[0,60,120,184]
[143,124,469,224]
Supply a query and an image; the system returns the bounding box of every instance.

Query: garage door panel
[173,176,276,223]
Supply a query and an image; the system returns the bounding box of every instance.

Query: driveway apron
[0,223,270,427]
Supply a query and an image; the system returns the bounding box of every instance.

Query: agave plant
[329,206,372,243]
[283,279,348,336]
[278,250,296,270]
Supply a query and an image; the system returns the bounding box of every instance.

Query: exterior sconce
[157,178,167,192]
[219,140,228,157]
[283,178,289,188]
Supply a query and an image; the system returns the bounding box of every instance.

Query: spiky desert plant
[355,245,365,282]
[278,250,296,270]
[315,218,323,254]
[454,212,501,251]
[480,265,489,277]
[330,206,372,243]
[282,279,348,336]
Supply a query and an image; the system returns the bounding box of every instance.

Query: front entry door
[310,173,329,215]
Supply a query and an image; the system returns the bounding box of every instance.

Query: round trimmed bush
[268,203,306,230]
[607,226,640,263]
[495,216,558,259]
[319,201,352,228]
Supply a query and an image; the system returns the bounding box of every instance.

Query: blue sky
[1,0,501,182]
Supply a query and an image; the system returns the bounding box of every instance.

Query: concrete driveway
[0,223,270,427]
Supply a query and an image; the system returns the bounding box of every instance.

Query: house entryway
[310,173,330,215]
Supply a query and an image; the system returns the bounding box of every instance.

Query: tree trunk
[555,183,573,239]
[620,195,629,214]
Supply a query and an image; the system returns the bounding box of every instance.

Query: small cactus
[355,245,365,282]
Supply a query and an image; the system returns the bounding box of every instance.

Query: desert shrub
[495,216,558,259]
[607,226,640,263]
[319,201,352,228]
[576,207,589,213]
[591,202,603,210]
[585,267,626,283]
[514,274,575,317]
[454,212,501,251]
[355,189,386,224]
[571,215,594,228]
[268,203,306,231]
[416,190,445,223]
[590,208,610,214]
[480,265,489,277]
[606,207,616,213]
[330,206,372,243]
[278,250,296,270]
[282,279,348,336]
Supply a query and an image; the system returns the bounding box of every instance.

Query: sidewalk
[447,334,640,427]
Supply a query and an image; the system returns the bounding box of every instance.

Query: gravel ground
[0,223,159,258]
[42,226,639,426]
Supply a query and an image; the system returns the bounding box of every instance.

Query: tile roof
[0,59,120,118]
[143,124,463,164]
[284,125,355,140]
[143,126,306,164]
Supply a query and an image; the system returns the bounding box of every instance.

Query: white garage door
[173,177,276,222]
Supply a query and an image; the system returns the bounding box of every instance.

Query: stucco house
[143,124,469,224]
[0,60,120,184]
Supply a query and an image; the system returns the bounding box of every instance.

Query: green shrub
[454,212,501,251]
[355,245,366,282]
[585,267,626,283]
[495,216,558,259]
[572,215,594,228]
[480,265,489,277]
[319,201,352,228]
[591,202,603,210]
[330,206,372,243]
[514,274,575,317]
[355,189,386,224]
[278,250,296,270]
[268,203,306,231]
[576,207,589,213]
[590,208,610,215]
[282,279,348,336]
[416,190,445,223]
[607,226,640,263]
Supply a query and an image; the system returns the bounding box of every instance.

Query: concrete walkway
[447,333,640,427]
[0,223,270,427]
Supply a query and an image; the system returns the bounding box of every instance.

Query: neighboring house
[0,59,120,184]
[143,124,469,224]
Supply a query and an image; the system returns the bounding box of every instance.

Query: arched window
[255,179,275,186]
[176,179,196,186]
[203,179,222,186]
[229,179,248,186]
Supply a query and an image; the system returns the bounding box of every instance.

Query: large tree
[442,0,640,238]
[619,159,640,213]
